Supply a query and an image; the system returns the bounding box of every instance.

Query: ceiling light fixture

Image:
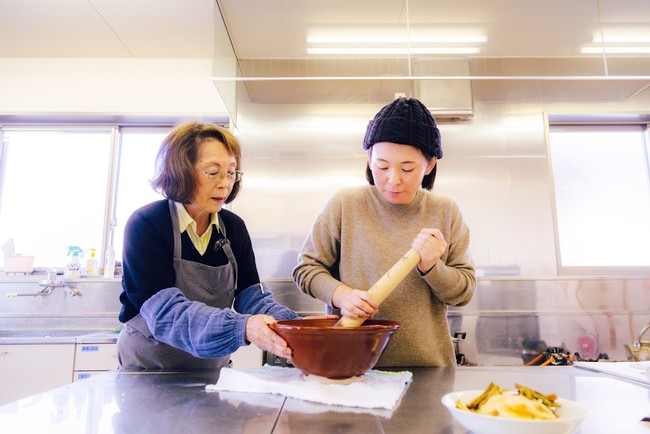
[580,46,650,54]
[580,31,650,54]
[306,31,486,55]
[591,34,650,44]
[307,47,481,55]
[307,35,487,44]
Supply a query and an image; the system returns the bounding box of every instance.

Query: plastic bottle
[65,246,83,279]
[103,247,115,278]
[86,248,99,275]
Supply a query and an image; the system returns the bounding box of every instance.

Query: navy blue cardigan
[118,200,299,358]
[118,200,260,323]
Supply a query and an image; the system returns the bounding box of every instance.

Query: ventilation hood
[414,59,474,121]
[212,0,650,127]
[218,57,474,122]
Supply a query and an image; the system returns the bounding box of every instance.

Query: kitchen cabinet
[0,330,120,401]
[0,330,260,400]
[73,341,259,379]
[0,343,75,405]
[73,343,118,381]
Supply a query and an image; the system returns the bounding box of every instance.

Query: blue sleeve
[234,282,300,320]
[140,287,249,358]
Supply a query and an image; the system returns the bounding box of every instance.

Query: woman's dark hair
[365,148,437,190]
[151,121,242,203]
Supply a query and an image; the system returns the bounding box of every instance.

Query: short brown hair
[151,121,242,204]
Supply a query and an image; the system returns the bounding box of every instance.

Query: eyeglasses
[200,169,243,183]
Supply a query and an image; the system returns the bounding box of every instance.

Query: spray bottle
[86,248,98,275]
[65,246,83,279]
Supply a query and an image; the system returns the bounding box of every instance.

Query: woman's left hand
[412,228,447,274]
[245,314,292,360]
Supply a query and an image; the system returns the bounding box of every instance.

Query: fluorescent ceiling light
[592,34,650,43]
[584,31,650,53]
[581,46,650,54]
[307,47,480,55]
[306,30,486,55]
[307,35,487,44]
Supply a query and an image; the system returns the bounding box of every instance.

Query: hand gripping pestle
[334,248,421,327]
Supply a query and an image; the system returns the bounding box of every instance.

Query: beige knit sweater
[292,185,476,367]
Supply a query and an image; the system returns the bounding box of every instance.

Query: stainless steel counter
[0,365,648,433]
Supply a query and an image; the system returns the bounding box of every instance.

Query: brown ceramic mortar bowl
[269,318,400,380]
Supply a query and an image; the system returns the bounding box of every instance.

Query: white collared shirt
[174,202,220,255]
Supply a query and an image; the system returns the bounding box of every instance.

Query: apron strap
[168,199,182,260]
[215,212,238,290]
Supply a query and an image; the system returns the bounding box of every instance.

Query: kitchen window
[0,127,112,267]
[548,120,650,274]
[0,116,226,271]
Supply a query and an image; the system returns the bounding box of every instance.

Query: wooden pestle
[334,248,421,327]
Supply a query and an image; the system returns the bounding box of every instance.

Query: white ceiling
[1,0,649,106]
[218,0,642,59]
[3,0,649,61]
[0,0,214,58]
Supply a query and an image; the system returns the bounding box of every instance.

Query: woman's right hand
[332,284,379,320]
[245,314,292,360]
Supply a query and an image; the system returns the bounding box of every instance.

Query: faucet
[6,268,81,299]
[6,285,60,299]
[35,268,66,294]
[39,268,64,288]
[63,282,81,297]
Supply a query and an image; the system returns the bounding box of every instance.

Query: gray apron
[117,200,238,371]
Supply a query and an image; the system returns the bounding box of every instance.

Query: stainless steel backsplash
[1,275,647,365]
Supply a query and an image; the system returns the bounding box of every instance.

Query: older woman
[117,121,299,371]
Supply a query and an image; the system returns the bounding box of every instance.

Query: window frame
[546,113,650,276]
[0,114,228,271]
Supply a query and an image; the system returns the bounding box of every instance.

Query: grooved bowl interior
[270,318,400,379]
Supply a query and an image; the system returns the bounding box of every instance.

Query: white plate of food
[441,383,589,434]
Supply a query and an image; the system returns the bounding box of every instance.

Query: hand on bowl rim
[245,314,292,360]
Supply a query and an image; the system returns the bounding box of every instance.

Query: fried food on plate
[456,383,560,420]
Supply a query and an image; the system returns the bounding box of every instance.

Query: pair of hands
[246,228,446,359]
[245,314,338,361]
[333,228,447,321]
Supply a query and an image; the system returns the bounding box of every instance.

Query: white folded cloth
[217,390,395,418]
[206,365,412,410]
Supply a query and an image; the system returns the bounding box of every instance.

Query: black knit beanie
[362,97,443,159]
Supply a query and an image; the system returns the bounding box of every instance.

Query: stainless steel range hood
[413,59,474,121]
[212,1,475,124]
[213,58,475,123]
[213,0,650,128]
